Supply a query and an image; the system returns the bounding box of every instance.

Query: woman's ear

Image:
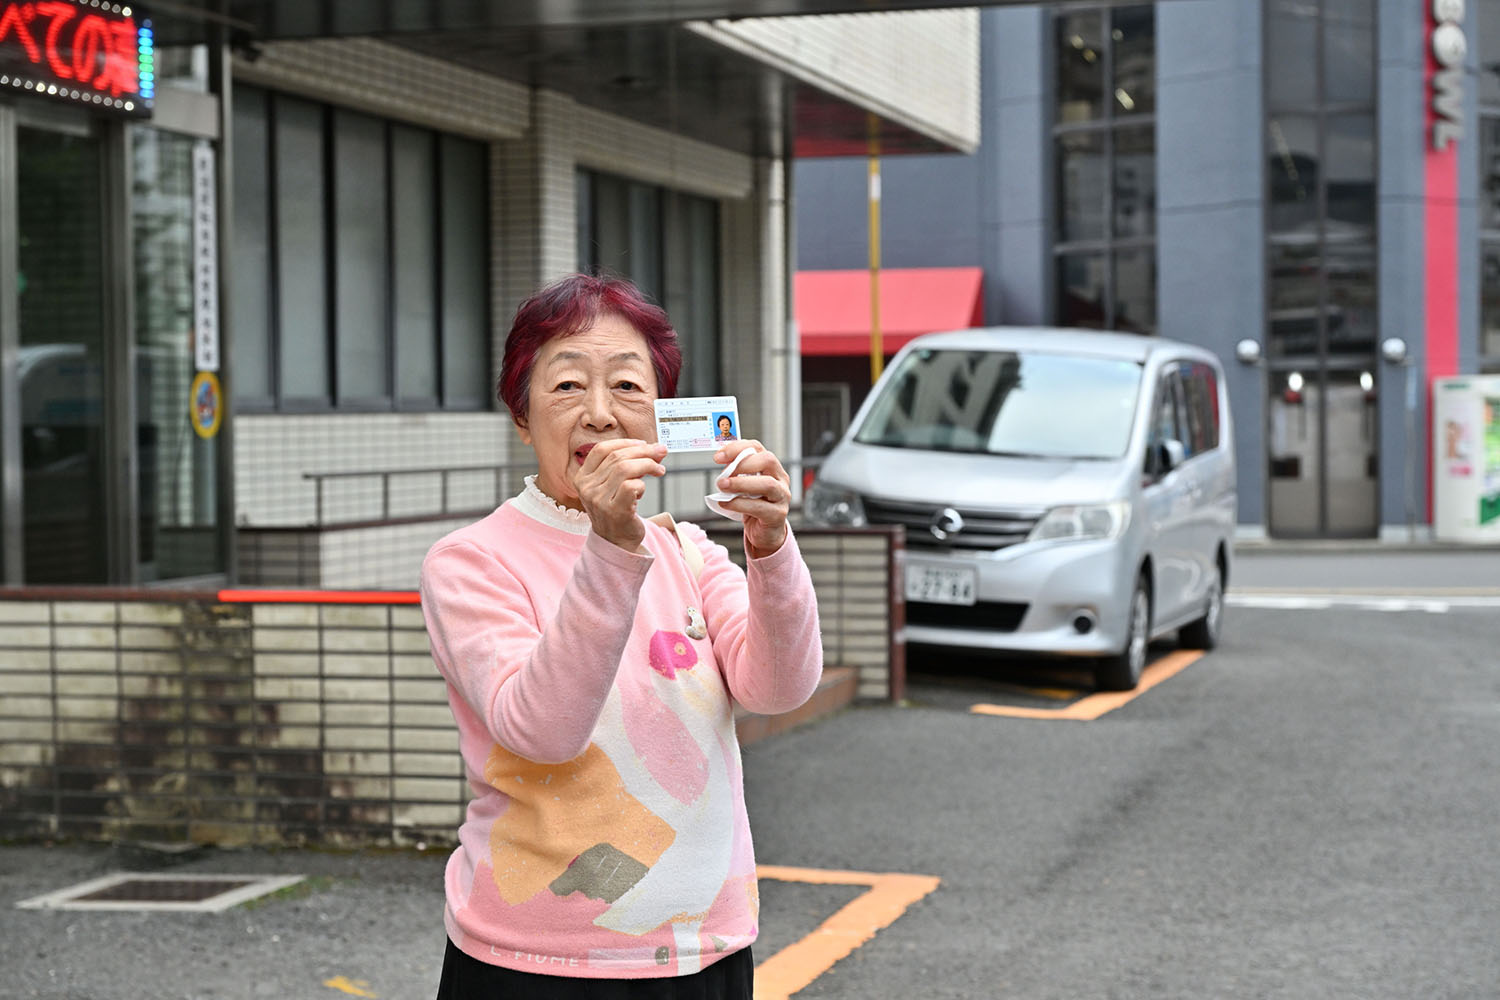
[513,413,532,446]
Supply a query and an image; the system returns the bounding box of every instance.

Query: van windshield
[853,349,1143,458]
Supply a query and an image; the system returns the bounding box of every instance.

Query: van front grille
[863,498,1038,550]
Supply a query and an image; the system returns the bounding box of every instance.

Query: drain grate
[16,873,305,913]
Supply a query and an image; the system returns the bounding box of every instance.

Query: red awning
[795,267,984,356]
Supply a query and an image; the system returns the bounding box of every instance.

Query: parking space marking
[968,650,1204,721]
[754,866,941,1000]
[1229,592,1500,613]
[322,976,377,997]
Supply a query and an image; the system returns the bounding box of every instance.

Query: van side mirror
[1152,439,1186,476]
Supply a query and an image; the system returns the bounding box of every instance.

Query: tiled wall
[0,598,459,846]
[0,529,899,845]
[234,413,512,527]
[687,9,981,152]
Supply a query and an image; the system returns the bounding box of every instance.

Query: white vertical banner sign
[192,140,220,372]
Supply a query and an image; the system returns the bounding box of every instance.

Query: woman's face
[718,416,732,433]
[518,313,659,510]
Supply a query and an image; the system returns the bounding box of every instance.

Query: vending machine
[1432,375,1500,542]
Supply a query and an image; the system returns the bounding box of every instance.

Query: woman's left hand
[714,440,792,558]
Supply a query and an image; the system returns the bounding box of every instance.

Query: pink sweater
[419,479,823,979]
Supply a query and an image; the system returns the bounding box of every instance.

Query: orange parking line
[754,866,941,1000]
[969,649,1204,721]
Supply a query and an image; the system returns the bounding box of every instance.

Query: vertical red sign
[1424,0,1465,515]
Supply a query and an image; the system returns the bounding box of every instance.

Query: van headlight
[804,481,867,526]
[1029,502,1130,544]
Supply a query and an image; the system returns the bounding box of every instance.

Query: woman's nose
[582,387,618,429]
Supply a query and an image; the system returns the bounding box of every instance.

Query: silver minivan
[804,327,1236,690]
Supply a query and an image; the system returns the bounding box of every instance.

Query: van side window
[1180,363,1220,455]
[1147,371,1183,476]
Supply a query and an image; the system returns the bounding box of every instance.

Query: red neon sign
[0,1,151,115]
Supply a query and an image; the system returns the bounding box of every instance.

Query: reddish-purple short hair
[498,273,682,424]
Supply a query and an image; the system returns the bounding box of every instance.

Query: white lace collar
[514,475,591,535]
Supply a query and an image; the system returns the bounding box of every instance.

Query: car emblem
[930,507,964,541]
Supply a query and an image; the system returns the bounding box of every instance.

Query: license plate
[905,564,978,606]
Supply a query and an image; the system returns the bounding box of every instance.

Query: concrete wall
[1378,0,1436,535]
[1155,0,1265,527]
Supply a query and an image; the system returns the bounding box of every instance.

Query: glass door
[15,123,112,583]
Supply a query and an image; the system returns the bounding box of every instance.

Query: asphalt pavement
[2,546,1497,999]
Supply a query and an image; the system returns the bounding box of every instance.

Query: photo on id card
[655,396,741,452]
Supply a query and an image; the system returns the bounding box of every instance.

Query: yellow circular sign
[190,371,223,439]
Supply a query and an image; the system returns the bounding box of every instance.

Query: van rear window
[854,349,1143,459]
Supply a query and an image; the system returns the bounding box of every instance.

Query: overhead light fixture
[1115,88,1135,111]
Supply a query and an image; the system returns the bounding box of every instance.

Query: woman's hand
[714,440,792,558]
[572,439,668,552]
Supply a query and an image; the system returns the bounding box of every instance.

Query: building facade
[0,1,978,588]
[797,0,1494,540]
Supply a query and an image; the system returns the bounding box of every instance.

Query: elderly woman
[420,272,823,999]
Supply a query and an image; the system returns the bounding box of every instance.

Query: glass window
[1182,364,1221,454]
[1148,372,1182,455]
[1113,125,1155,238]
[1479,0,1500,106]
[333,109,391,404]
[1268,115,1319,236]
[1483,242,1500,367]
[392,126,438,406]
[1483,117,1500,233]
[579,171,722,394]
[1325,113,1375,236]
[1056,12,1105,125]
[665,193,721,397]
[1269,238,1323,357]
[274,95,330,405]
[229,87,489,412]
[1057,130,1106,242]
[229,87,272,404]
[440,134,489,410]
[1058,252,1108,328]
[1053,5,1155,332]
[1113,248,1157,334]
[854,349,1144,459]
[1111,7,1155,116]
[1323,0,1375,104]
[1267,0,1317,111]
[1324,243,1376,355]
[132,129,222,581]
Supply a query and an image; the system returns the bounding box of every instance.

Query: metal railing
[301,456,824,528]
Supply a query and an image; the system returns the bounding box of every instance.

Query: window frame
[1051,4,1159,335]
[230,85,491,415]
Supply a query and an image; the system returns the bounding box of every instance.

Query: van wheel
[1180,561,1224,650]
[1095,575,1150,691]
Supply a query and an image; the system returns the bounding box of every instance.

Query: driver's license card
[654,396,741,452]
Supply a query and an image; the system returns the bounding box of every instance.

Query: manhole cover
[16,873,305,912]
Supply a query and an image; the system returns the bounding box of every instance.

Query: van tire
[1179,560,1224,650]
[1095,575,1150,691]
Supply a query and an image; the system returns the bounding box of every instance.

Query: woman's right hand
[571,439,668,551]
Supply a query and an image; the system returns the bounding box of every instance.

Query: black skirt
[436,938,754,1000]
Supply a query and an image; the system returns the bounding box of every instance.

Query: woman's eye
[556,381,580,391]
[617,381,639,392]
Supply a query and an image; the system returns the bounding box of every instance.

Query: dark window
[229,85,489,412]
[1181,363,1221,456]
[577,169,721,395]
[1052,5,1156,334]
[1264,0,1377,362]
